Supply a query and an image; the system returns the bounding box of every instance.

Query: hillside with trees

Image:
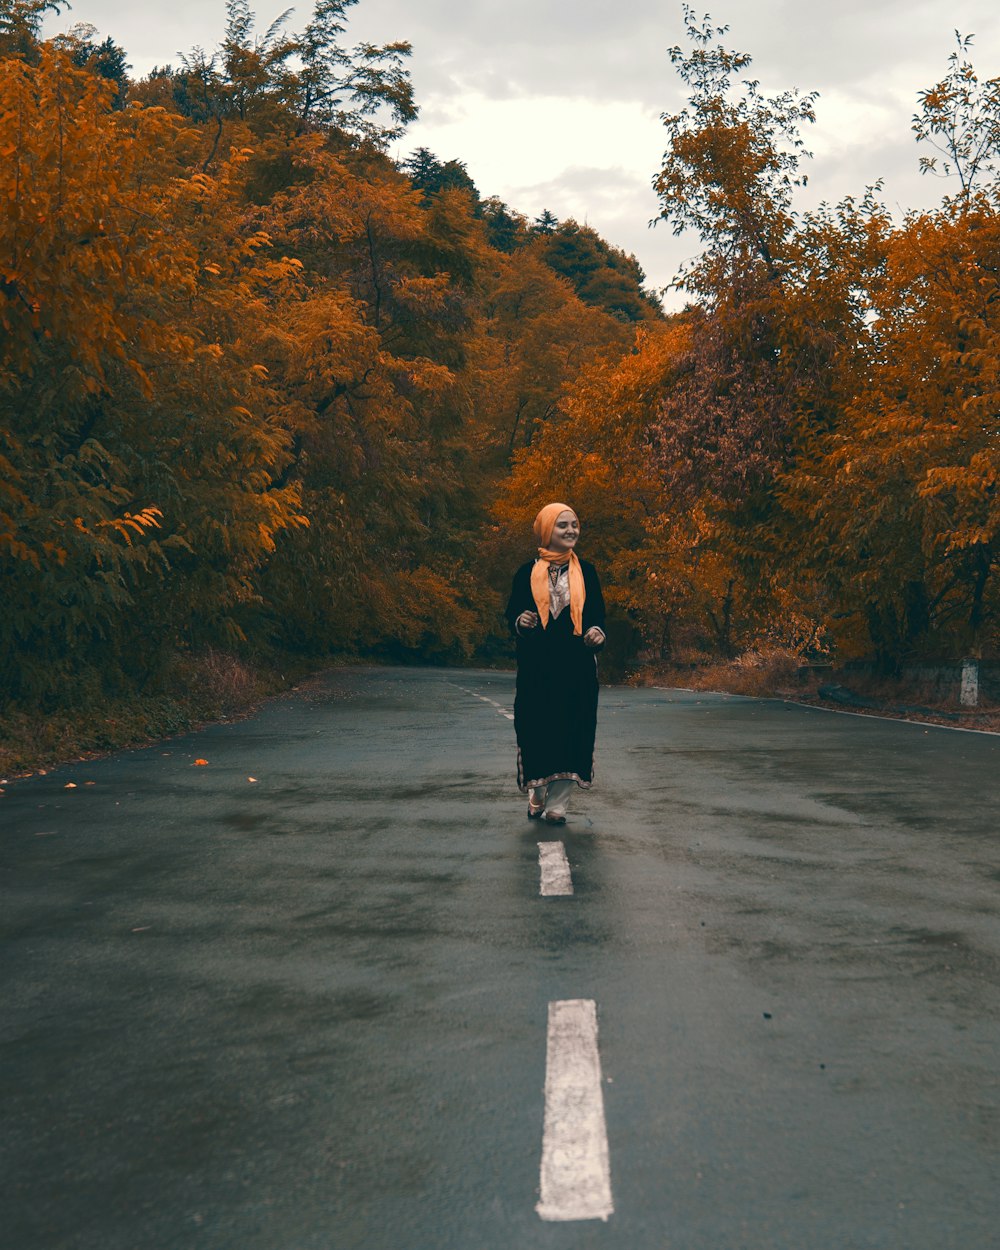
[1,0,997,758]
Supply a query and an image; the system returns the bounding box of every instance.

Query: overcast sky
[45,0,1000,307]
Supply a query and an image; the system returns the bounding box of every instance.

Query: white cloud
[397,92,663,192]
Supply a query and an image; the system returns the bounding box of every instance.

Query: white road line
[536,999,614,1223]
[451,683,515,720]
[652,686,999,737]
[780,697,1000,736]
[538,841,573,896]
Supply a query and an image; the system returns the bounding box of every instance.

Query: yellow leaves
[386,566,481,656]
[393,355,454,396]
[129,361,155,399]
[392,274,451,312]
[767,197,1000,657]
[937,526,994,551]
[0,51,213,385]
[97,507,164,546]
[125,506,164,531]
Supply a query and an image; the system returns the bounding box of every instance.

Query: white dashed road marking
[452,683,515,719]
[452,680,611,1219]
[538,841,573,896]
[536,999,614,1223]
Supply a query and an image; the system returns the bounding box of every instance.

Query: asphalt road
[2,666,999,1250]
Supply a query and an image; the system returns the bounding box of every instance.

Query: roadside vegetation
[633,651,1000,733]
[0,650,313,776]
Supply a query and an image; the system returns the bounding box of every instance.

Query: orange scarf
[530,502,585,635]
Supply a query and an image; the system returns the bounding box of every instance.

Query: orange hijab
[531,503,585,635]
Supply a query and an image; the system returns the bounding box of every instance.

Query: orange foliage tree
[13,0,996,709]
[773,36,1000,668]
[778,203,1000,667]
[0,0,645,699]
[0,42,306,698]
[641,11,1000,670]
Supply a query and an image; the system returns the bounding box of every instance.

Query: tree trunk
[707,579,736,658]
[865,600,901,677]
[903,579,930,647]
[968,544,992,652]
[658,615,673,662]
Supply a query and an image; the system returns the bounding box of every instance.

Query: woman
[505,503,606,824]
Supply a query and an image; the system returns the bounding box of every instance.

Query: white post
[960,659,979,707]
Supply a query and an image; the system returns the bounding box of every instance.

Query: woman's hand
[517,610,540,631]
[583,626,605,649]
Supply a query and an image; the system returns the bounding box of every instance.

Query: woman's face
[548,510,580,553]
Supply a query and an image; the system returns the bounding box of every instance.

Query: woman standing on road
[505,503,606,824]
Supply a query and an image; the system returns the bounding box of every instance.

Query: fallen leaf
[64,782,77,789]
[193,759,209,767]
[247,776,258,783]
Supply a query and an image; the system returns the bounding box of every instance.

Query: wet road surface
[2,666,999,1249]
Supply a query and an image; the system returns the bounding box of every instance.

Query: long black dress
[505,558,606,793]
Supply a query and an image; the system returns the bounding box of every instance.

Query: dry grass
[167,648,272,716]
[635,649,1000,734]
[637,647,814,699]
[0,649,304,779]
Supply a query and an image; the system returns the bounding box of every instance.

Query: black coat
[504,558,606,792]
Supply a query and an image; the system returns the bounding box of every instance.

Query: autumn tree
[913,32,1000,199]
[776,46,1000,669]
[19,0,950,710]
[0,47,308,700]
[231,138,489,659]
[651,6,819,500]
